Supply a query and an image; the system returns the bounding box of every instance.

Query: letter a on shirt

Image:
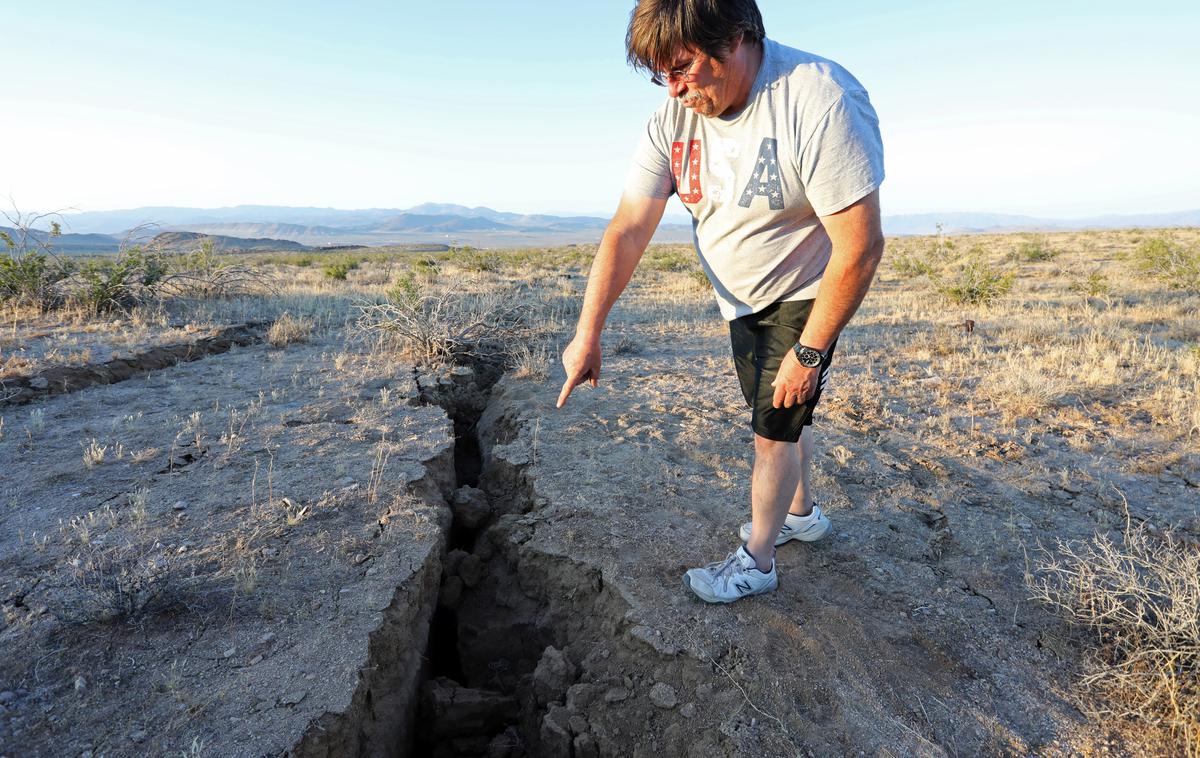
[738,138,783,210]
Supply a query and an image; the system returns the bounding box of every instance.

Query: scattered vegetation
[322,256,361,281]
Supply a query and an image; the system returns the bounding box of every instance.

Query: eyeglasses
[651,56,700,87]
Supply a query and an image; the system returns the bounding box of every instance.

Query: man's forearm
[798,239,884,351]
[574,224,650,342]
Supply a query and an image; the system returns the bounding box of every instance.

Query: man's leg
[745,427,814,571]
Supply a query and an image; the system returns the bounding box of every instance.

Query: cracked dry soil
[2,303,1196,757]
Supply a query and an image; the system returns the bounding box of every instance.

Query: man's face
[661,41,740,118]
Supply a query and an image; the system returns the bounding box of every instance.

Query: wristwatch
[792,343,825,368]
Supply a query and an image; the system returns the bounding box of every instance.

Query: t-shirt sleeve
[800,89,885,217]
[622,117,675,200]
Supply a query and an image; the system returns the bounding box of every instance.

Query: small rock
[172,500,187,510]
[337,476,356,487]
[603,687,630,704]
[223,647,237,659]
[30,376,49,389]
[533,646,577,706]
[444,549,469,577]
[450,365,474,377]
[279,689,307,706]
[352,553,369,565]
[573,733,600,758]
[248,654,263,666]
[566,683,597,711]
[452,486,492,529]
[129,730,147,743]
[458,554,484,588]
[649,682,677,709]
[259,631,277,645]
[73,676,86,692]
[0,691,16,704]
[680,702,697,718]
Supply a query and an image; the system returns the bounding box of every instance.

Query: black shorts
[729,299,837,443]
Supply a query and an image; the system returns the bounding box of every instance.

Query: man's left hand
[770,349,820,409]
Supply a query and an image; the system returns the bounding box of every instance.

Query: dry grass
[266,312,314,347]
[1027,516,1200,755]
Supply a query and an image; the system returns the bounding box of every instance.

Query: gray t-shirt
[624,38,885,320]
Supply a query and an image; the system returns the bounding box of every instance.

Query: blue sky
[3,0,1198,218]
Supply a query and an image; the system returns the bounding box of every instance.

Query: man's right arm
[555,192,668,408]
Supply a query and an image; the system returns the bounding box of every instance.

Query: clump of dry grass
[507,342,550,380]
[1027,517,1200,755]
[50,541,176,623]
[266,312,314,347]
[354,286,528,365]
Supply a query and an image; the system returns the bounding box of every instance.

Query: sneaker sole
[738,516,831,546]
[682,573,778,604]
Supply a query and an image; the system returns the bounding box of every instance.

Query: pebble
[173,500,187,510]
[248,654,263,666]
[649,682,678,709]
[259,631,277,645]
[603,687,630,704]
[129,730,147,743]
[680,702,696,718]
[279,689,307,706]
[223,647,237,658]
[74,676,86,692]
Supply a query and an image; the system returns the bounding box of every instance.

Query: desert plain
[1,228,1198,757]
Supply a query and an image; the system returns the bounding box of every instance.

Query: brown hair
[625,0,766,78]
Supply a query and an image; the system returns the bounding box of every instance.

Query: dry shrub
[354,289,527,365]
[50,541,176,624]
[1027,519,1200,754]
[267,312,314,347]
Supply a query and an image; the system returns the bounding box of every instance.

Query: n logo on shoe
[734,580,752,594]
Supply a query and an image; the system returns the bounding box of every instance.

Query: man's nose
[668,80,688,98]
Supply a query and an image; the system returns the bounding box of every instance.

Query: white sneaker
[683,545,778,604]
[738,503,831,546]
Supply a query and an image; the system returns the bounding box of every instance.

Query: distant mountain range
[8,204,1198,254]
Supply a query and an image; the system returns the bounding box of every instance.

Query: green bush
[1070,272,1112,297]
[387,271,422,306]
[1013,235,1058,262]
[0,252,74,309]
[642,248,696,272]
[323,257,359,281]
[1132,236,1200,291]
[890,250,937,278]
[74,248,169,313]
[933,251,1015,305]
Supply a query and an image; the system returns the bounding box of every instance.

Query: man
[556,0,885,604]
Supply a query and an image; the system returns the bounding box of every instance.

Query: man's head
[626,0,765,117]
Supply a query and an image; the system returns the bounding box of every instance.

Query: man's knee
[754,433,795,456]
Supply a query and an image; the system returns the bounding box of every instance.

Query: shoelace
[703,552,745,588]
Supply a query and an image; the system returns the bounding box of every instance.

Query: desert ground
[1,228,1198,757]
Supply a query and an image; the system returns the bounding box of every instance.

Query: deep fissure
[411,355,534,756]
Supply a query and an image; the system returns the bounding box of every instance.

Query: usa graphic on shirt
[671,138,785,211]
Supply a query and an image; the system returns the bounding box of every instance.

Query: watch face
[795,345,822,368]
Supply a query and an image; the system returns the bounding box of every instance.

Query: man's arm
[770,189,885,408]
[556,192,668,408]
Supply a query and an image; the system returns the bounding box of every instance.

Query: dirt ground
[1,228,1197,757]
[0,334,457,757]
